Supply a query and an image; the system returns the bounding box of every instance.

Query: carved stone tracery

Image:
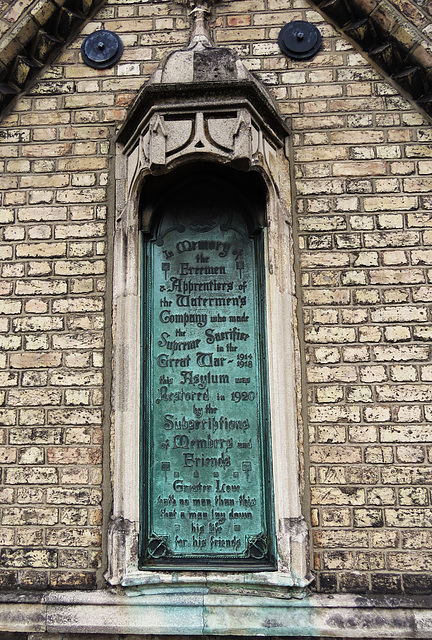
[135,108,257,175]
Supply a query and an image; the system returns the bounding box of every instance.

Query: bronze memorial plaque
[141,195,274,570]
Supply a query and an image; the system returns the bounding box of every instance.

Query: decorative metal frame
[139,173,275,570]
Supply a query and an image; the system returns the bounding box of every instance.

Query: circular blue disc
[278,21,322,59]
[81,30,123,69]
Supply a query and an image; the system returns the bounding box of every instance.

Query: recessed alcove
[139,163,274,571]
[139,162,267,234]
[107,13,312,594]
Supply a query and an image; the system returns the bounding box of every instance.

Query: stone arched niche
[108,35,312,594]
[140,164,274,571]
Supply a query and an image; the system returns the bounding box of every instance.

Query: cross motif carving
[174,0,222,47]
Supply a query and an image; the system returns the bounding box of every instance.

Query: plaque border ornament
[246,534,270,561]
[108,0,313,596]
[147,535,169,560]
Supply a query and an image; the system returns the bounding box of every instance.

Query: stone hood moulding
[109,0,312,594]
[116,1,290,195]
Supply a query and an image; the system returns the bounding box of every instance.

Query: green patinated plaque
[141,190,274,570]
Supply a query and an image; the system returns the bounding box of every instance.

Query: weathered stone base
[1,592,432,637]
[2,636,427,640]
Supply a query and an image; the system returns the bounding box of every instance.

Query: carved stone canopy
[116,1,289,188]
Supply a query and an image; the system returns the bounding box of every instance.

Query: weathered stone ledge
[1,591,432,636]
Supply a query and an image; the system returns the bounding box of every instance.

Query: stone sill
[118,569,311,592]
[1,591,432,636]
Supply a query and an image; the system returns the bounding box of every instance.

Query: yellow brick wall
[0,0,431,594]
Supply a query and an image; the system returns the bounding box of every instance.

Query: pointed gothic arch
[107,24,312,592]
